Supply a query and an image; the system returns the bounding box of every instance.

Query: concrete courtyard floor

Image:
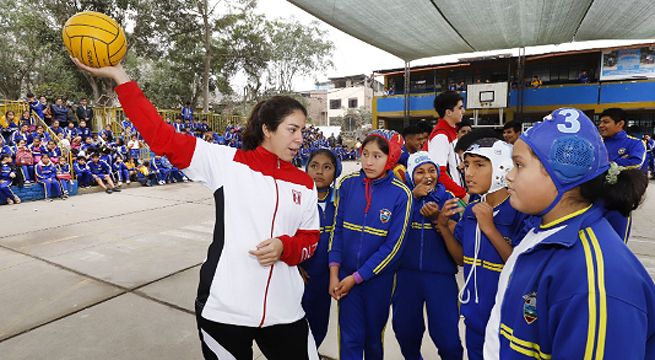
[1,161,654,359]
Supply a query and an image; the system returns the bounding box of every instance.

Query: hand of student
[329,272,341,300]
[249,238,284,267]
[420,201,440,221]
[412,180,431,198]
[9,172,15,178]
[437,198,462,227]
[472,202,495,233]
[335,275,356,298]
[69,57,131,85]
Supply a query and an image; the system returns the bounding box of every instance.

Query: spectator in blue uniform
[599,108,646,243]
[35,153,63,200]
[88,153,120,194]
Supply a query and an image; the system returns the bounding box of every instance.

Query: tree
[338,107,372,138]
[265,20,334,93]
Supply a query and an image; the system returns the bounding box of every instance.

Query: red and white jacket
[116,81,320,327]
[423,118,466,198]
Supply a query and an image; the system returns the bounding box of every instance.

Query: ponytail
[242,96,307,151]
[580,168,648,216]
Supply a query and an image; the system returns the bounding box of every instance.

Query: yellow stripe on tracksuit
[372,179,412,275]
[411,222,433,229]
[342,221,389,237]
[579,228,608,360]
[624,135,647,170]
[499,324,552,359]
[463,256,504,272]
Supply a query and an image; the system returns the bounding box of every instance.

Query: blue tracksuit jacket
[485,204,655,359]
[603,130,646,242]
[329,170,412,281]
[88,160,111,176]
[604,130,646,169]
[393,183,463,360]
[399,184,457,274]
[329,170,412,359]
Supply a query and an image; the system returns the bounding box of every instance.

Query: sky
[238,0,655,92]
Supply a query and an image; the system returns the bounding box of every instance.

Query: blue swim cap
[520,108,610,215]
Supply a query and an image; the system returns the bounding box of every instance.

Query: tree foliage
[0,0,334,111]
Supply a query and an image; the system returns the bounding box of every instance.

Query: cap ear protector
[463,138,514,195]
[406,151,440,188]
[520,108,610,215]
[367,129,404,171]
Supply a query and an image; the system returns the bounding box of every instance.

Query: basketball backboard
[466,82,508,109]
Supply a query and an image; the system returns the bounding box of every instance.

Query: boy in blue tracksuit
[0,154,20,204]
[392,151,463,360]
[438,137,528,360]
[56,156,73,198]
[74,156,93,187]
[88,153,120,194]
[300,149,342,348]
[329,130,412,360]
[151,155,170,184]
[598,108,646,243]
[161,155,188,183]
[35,154,63,200]
[483,108,655,359]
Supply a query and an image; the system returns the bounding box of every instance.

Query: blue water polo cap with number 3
[520,108,610,213]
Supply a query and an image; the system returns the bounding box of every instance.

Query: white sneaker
[182,177,189,183]
[6,198,14,205]
[126,180,131,184]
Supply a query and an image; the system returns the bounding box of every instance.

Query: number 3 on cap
[557,109,581,134]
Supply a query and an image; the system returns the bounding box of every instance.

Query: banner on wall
[600,47,655,81]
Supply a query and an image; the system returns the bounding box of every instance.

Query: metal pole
[517,47,526,119]
[404,61,411,127]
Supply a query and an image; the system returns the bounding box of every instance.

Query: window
[329,99,341,109]
[348,98,358,108]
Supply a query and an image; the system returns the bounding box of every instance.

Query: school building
[373,43,655,135]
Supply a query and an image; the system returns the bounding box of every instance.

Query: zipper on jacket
[357,183,372,268]
[419,200,425,271]
[259,177,280,327]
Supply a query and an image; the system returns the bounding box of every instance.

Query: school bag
[16,148,33,166]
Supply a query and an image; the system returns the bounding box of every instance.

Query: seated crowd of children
[0,111,190,204]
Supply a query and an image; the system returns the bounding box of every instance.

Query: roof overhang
[288,0,655,61]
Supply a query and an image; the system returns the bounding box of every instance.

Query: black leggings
[196,314,318,360]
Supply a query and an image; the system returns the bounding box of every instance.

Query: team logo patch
[292,190,302,205]
[618,148,626,155]
[379,209,392,224]
[523,292,538,325]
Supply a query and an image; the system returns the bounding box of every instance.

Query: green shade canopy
[288,0,655,60]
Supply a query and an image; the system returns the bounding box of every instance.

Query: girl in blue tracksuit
[35,153,63,200]
[392,151,463,360]
[437,136,528,360]
[300,149,342,348]
[56,156,72,198]
[483,108,655,359]
[328,129,412,360]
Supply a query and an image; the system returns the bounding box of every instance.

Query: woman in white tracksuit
[72,59,321,360]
